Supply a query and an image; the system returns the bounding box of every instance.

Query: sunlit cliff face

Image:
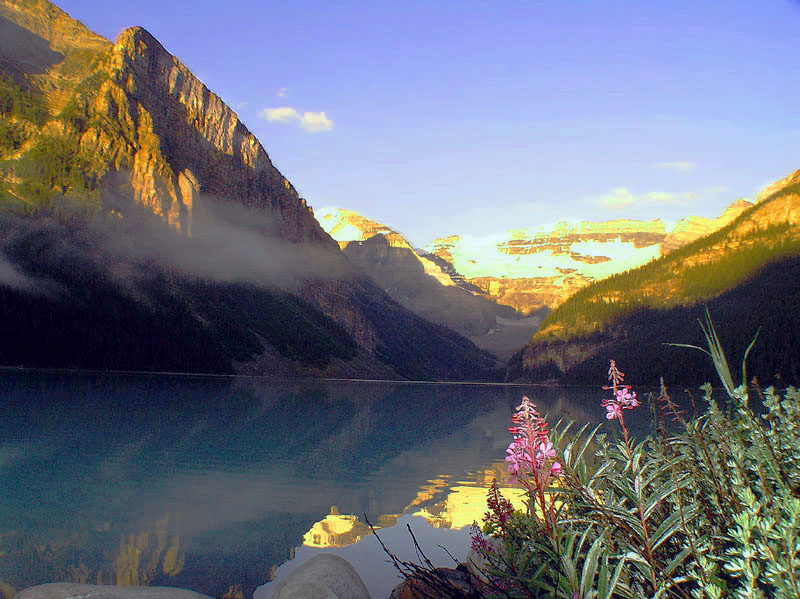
[316,208,455,288]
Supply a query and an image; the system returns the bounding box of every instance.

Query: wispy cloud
[258,106,333,133]
[653,161,694,171]
[276,87,288,98]
[595,188,690,211]
[261,107,299,123]
[597,187,636,210]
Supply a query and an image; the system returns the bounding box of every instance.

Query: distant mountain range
[425,199,752,312]
[317,199,753,360]
[509,168,800,386]
[317,208,545,361]
[0,0,498,380]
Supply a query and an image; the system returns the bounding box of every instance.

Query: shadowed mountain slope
[317,208,544,362]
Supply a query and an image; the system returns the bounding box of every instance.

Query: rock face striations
[0,0,498,380]
[0,2,328,241]
[426,201,752,313]
[93,26,330,241]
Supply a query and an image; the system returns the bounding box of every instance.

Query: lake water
[0,371,677,599]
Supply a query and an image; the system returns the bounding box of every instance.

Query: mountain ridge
[511,169,800,385]
[423,199,751,313]
[317,207,538,361]
[0,0,499,381]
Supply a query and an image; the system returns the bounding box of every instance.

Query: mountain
[0,0,499,381]
[510,169,800,386]
[316,202,751,361]
[426,200,752,313]
[317,208,547,361]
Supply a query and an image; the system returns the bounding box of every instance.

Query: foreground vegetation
[469,316,799,598]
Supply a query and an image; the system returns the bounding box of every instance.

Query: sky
[55,0,800,247]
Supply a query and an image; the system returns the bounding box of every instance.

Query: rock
[270,554,370,599]
[15,583,212,599]
[426,198,752,313]
[464,549,489,584]
[387,566,481,599]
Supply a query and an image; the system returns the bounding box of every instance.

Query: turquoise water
[0,371,667,598]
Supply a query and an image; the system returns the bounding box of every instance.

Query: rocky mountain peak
[98,24,329,241]
[317,208,410,249]
[754,168,800,204]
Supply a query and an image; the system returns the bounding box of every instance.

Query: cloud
[0,190,352,303]
[276,87,288,98]
[653,161,693,171]
[0,251,39,291]
[299,111,333,133]
[643,191,682,204]
[598,187,636,210]
[260,106,300,123]
[594,188,689,212]
[258,106,333,133]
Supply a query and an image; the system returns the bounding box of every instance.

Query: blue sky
[57,0,800,246]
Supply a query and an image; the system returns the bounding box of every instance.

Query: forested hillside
[512,171,800,386]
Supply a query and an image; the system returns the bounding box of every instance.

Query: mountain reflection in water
[0,371,659,599]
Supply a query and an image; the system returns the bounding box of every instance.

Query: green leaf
[663,545,693,577]
[580,533,605,597]
[651,505,699,552]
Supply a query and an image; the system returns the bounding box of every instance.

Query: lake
[0,370,677,599]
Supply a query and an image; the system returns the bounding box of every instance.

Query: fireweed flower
[616,386,639,408]
[505,437,531,482]
[536,440,556,463]
[602,360,639,457]
[603,400,622,420]
[470,523,490,551]
[606,359,625,390]
[601,360,639,421]
[505,396,561,484]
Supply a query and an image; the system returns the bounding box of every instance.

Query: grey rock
[271,554,370,599]
[465,548,489,583]
[15,583,212,599]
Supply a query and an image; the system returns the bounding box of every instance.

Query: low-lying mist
[0,192,351,299]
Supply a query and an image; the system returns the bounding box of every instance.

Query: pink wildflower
[470,523,490,551]
[602,361,639,421]
[607,359,625,389]
[505,437,532,482]
[502,396,561,535]
[615,386,639,408]
[505,396,561,484]
[483,480,515,531]
[604,401,622,420]
[535,440,556,465]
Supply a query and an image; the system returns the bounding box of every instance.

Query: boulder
[270,554,370,599]
[388,566,481,599]
[15,583,212,599]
